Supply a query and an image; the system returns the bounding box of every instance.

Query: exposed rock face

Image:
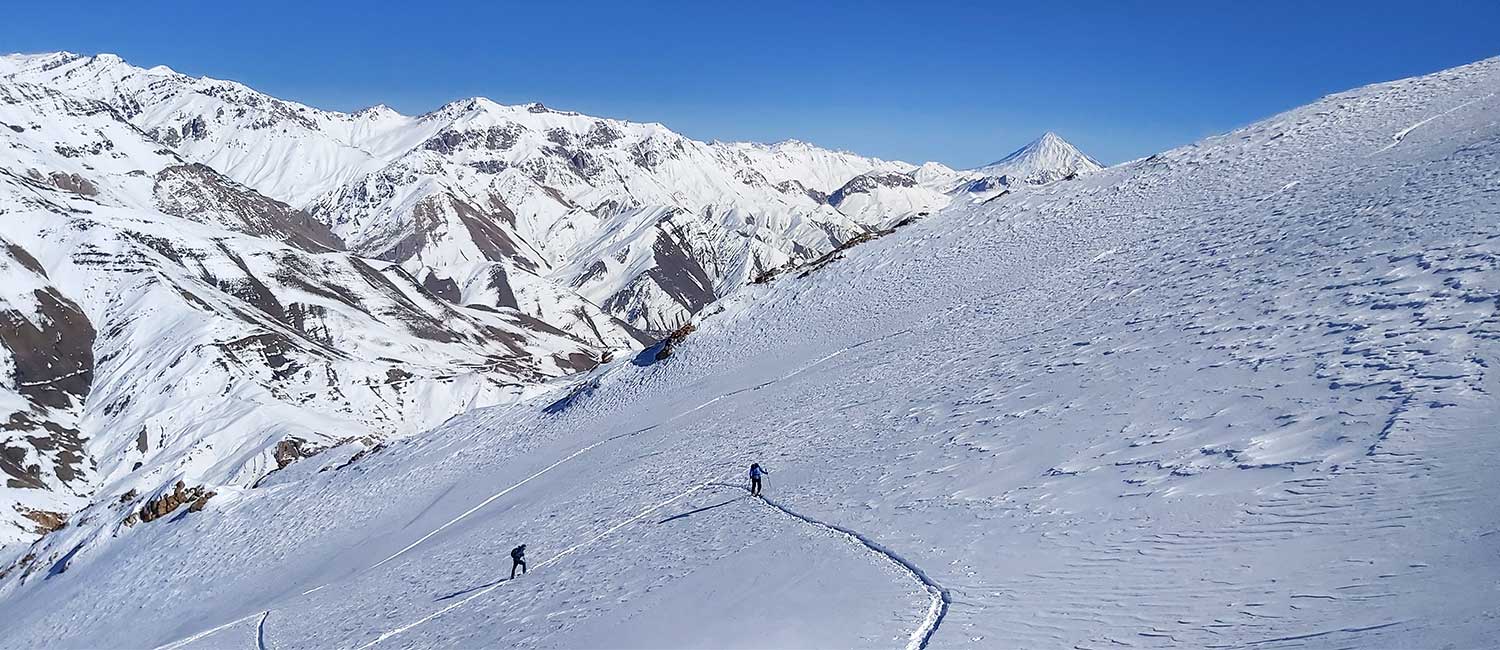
[827,171,946,224]
[25,169,98,196]
[828,171,917,204]
[420,272,462,303]
[273,438,309,470]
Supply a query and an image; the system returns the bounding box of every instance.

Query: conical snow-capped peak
[972,131,1102,184]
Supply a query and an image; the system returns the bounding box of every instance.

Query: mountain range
[0,51,1099,546]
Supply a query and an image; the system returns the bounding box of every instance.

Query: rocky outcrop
[26,169,98,196]
[131,481,215,524]
[753,213,923,284]
[653,323,696,361]
[16,508,66,535]
[274,438,309,470]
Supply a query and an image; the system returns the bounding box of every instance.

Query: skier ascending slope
[749,463,770,496]
[510,544,527,578]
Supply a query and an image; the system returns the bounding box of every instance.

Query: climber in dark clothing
[510,544,527,578]
[749,463,769,496]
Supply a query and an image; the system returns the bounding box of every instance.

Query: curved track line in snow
[712,483,951,650]
[255,611,270,650]
[151,610,266,650]
[352,473,730,650]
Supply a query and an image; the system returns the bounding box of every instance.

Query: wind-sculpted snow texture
[2,57,1498,649]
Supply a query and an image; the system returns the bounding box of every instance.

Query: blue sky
[5,1,1497,166]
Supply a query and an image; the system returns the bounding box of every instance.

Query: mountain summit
[972,131,1103,184]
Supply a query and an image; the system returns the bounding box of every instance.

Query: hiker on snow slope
[749,463,770,496]
[510,544,527,578]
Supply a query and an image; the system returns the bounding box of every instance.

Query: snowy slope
[1,55,1496,649]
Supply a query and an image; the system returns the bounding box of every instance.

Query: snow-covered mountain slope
[0,77,640,547]
[1,52,1099,336]
[972,131,1102,186]
[3,55,1496,649]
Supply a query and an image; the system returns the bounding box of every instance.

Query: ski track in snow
[711,483,951,650]
[151,611,266,650]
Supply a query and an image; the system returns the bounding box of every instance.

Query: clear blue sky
[5,1,1498,166]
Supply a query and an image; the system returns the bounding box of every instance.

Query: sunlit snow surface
[4,58,1500,649]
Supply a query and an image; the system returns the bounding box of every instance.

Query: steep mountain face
[0,73,638,547]
[0,55,1493,649]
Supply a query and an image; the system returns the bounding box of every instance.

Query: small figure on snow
[749,463,770,496]
[510,543,527,578]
